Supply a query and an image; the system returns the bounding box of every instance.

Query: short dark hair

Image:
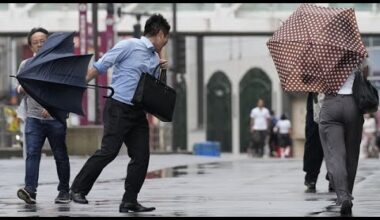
[143,14,170,37]
[27,27,49,46]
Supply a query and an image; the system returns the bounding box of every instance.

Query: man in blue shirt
[70,14,170,213]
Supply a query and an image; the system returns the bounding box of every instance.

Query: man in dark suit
[70,14,170,213]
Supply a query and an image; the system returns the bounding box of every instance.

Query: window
[362,37,371,47]
[32,3,78,11]
[177,3,215,11]
[239,3,276,12]
[329,3,374,12]
[0,3,8,10]
[134,3,172,13]
[238,3,300,12]
[372,37,380,46]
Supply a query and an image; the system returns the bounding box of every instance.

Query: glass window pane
[273,3,300,11]
[32,3,78,11]
[134,3,172,12]
[221,4,233,8]
[367,48,380,76]
[362,37,371,47]
[178,3,215,11]
[329,3,373,11]
[0,3,8,10]
[133,3,215,13]
[16,4,27,8]
[238,3,300,12]
[239,3,275,11]
[372,37,380,47]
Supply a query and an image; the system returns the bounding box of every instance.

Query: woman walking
[319,59,368,216]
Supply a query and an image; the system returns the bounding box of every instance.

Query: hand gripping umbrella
[267,4,368,94]
[10,32,114,124]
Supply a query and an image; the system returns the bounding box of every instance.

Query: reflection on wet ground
[56,205,70,212]
[2,158,380,216]
[18,204,38,213]
[146,162,224,179]
[308,204,345,217]
[144,160,350,217]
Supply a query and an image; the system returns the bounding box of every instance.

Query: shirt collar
[141,36,155,52]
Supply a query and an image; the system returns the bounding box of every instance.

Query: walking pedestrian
[70,14,171,213]
[319,58,369,216]
[249,99,270,158]
[275,113,292,158]
[268,110,279,157]
[360,113,378,158]
[303,92,334,193]
[16,27,71,204]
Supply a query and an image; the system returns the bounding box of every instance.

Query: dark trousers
[250,130,267,157]
[303,93,325,183]
[70,98,150,203]
[268,130,278,157]
[319,94,363,201]
[24,117,70,193]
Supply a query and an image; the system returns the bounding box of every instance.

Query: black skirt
[278,134,291,148]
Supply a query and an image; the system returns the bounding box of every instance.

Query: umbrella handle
[10,76,115,98]
[86,84,115,98]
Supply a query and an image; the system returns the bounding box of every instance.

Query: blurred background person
[360,113,378,159]
[275,113,292,158]
[249,98,270,158]
[268,109,279,157]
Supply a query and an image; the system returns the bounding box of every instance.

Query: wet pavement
[1,153,380,217]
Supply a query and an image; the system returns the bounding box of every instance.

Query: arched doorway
[239,68,272,153]
[206,71,232,152]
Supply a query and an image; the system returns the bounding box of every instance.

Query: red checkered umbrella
[267,3,368,94]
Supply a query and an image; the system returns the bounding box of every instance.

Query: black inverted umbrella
[11,32,114,124]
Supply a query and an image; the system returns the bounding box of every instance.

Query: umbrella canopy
[267,3,368,94]
[15,32,94,124]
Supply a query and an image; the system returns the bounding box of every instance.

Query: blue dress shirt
[93,36,160,105]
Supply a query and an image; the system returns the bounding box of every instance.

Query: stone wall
[65,126,104,156]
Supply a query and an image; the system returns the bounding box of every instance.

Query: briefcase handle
[153,63,167,84]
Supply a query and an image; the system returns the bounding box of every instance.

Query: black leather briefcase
[132,63,176,122]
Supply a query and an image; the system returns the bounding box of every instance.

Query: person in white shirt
[360,113,378,158]
[319,58,368,216]
[275,114,292,158]
[249,99,270,157]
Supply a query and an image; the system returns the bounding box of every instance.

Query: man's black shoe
[55,191,71,204]
[340,200,353,216]
[17,188,36,204]
[70,191,88,204]
[304,180,316,193]
[119,202,156,213]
